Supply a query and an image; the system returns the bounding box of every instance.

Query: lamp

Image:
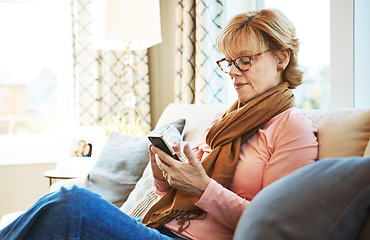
[92,0,162,130]
[92,0,162,51]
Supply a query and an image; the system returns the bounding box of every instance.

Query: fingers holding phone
[148,135,180,161]
[148,144,167,181]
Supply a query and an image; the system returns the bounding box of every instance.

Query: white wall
[149,0,176,128]
[330,0,354,108]
[0,162,56,219]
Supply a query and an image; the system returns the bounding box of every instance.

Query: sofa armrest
[49,178,85,193]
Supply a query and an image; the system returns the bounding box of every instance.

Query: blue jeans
[0,186,187,240]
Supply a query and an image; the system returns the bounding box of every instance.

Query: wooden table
[43,169,87,187]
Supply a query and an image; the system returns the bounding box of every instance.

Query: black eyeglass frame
[216,49,271,73]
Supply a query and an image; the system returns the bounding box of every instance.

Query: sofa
[1,103,370,239]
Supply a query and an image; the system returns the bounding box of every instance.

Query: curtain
[175,0,226,104]
[71,0,151,129]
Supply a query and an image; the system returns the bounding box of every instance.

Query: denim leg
[0,186,174,240]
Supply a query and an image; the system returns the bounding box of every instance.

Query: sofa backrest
[156,103,228,143]
[156,103,370,160]
[304,109,370,159]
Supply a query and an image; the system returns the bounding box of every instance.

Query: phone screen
[148,136,180,161]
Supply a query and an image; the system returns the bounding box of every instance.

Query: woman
[0,9,318,240]
[82,143,92,157]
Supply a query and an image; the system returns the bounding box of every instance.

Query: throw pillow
[84,119,185,207]
[233,157,370,240]
[120,162,158,218]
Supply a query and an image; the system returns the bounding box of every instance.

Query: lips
[234,82,249,90]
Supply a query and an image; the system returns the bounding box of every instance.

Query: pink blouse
[153,107,318,240]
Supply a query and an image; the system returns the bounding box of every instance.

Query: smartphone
[148,135,180,161]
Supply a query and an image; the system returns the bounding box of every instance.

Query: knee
[47,186,99,208]
[60,185,94,198]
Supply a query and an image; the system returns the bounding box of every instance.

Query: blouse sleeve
[195,179,250,230]
[262,111,318,187]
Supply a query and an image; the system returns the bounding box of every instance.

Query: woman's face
[227,44,284,104]
[84,145,90,154]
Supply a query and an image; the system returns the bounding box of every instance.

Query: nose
[228,63,241,78]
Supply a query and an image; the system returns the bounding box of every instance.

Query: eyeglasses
[216,49,271,73]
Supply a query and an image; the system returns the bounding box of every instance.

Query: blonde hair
[216,9,302,89]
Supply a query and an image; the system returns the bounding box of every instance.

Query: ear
[276,49,290,70]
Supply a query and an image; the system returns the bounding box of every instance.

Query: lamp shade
[92,0,162,50]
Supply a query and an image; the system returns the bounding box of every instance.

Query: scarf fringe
[175,209,207,233]
[145,209,207,233]
[145,209,182,230]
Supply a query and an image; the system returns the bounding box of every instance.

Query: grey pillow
[84,119,185,207]
[233,156,370,240]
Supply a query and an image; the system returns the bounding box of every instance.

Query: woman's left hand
[151,142,211,198]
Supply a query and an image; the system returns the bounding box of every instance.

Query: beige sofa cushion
[305,109,370,159]
[364,140,370,157]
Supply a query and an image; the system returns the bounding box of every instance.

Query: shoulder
[269,107,317,131]
[264,107,318,144]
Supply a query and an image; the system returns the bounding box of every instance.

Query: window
[256,0,330,109]
[0,0,73,164]
[353,0,370,108]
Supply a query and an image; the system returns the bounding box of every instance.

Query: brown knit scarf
[142,82,295,232]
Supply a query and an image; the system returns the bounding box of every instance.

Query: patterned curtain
[71,0,151,129]
[175,0,226,104]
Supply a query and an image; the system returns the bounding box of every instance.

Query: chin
[237,90,258,104]
[237,95,255,104]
